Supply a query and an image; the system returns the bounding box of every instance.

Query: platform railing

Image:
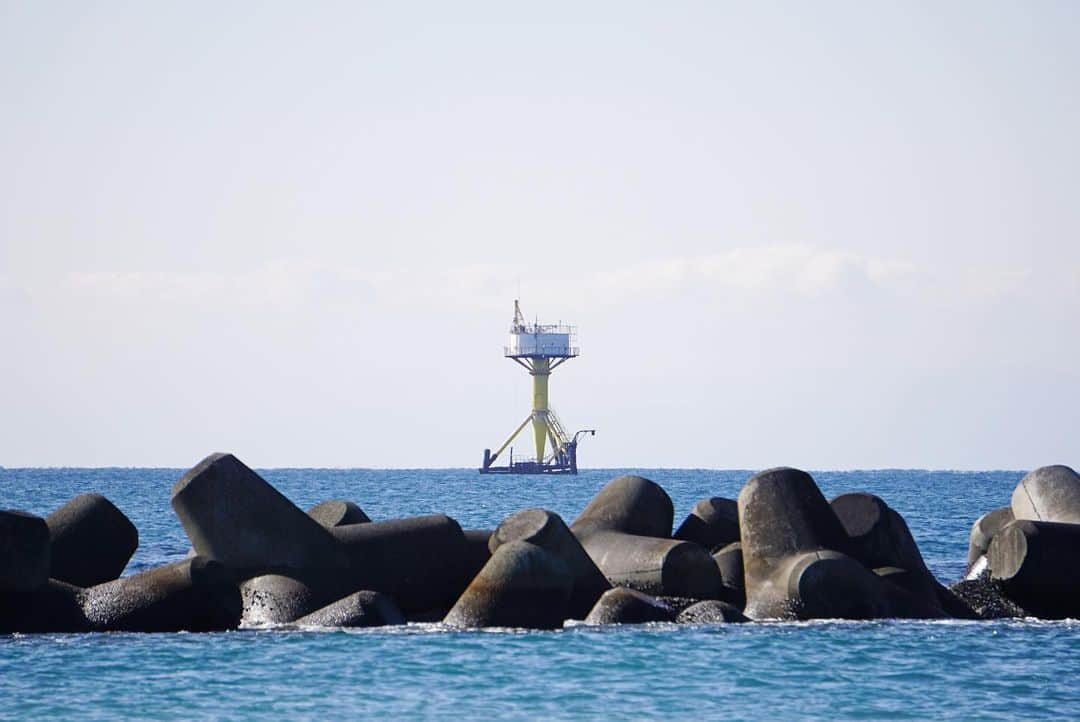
[504,345,580,358]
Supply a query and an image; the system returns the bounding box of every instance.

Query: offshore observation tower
[480,300,594,475]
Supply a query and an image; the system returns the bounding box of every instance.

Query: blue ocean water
[1,467,1078,720]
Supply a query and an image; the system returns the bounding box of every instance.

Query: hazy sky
[2,2,1077,469]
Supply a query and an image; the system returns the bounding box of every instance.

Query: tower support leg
[489,414,534,465]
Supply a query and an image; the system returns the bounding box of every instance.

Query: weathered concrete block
[583,587,674,625]
[711,541,746,609]
[712,542,744,590]
[307,500,371,527]
[868,561,937,604]
[0,579,89,633]
[571,475,674,538]
[653,595,707,617]
[578,529,723,599]
[294,590,404,628]
[444,541,572,629]
[967,506,1014,571]
[674,497,739,551]
[773,550,891,620]
[82,557,241,632]
[789,551,947,620]
[676,599,748,624]
[331,514,471,614]
[240,573,329,625]
[0,510,50,592]
[46,493,138,586]
[171,453,342,571]
[462,529,493,583]
[988,519,1080,619]
[830,492,942,612]
[738,467,850,618]
[1011,465,1080,524]
[491,508,610,619]
[830,493,928,573]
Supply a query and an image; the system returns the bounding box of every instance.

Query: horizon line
[0,464,1031,473]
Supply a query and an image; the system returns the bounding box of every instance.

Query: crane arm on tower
[511,299,526,333]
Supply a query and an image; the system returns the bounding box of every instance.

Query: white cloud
[60,260,374,311]
[598,244,922,297]
[2,244,910,322]
[349,244,928,311]
[14,244,1066,321]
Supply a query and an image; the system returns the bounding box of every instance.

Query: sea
[1,467,1078,721]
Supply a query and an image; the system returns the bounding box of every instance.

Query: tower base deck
[479,461,578,475]
[479,446,578,475]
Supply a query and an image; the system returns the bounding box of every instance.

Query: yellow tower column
[531,358,550,462]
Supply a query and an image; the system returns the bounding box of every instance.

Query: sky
[1,1,1077,469]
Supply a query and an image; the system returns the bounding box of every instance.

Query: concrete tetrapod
[872,566,944,610]
[330,514,472,615]
[673,497,740,551]
[577,530,723,599]
[737,467,852,619]
[711,542,746,609]
[307,500,371,527]
[0,579,89,633]
[777,550,893,620]
[583,587,674,625]
[240,573,331,625]
[676,599,748,624]
[830,493,928,573]
[490,508,610,619]
[572,475,722,599]
[171,453,343,571]
[869,567,969,618]
[82,557,241,632]
[0,510,50,592]
[966,507,1014,572]
[46,493,138,586]
[712,542,744,590]
[570,475,674,538]
[988,519,1080,619]
[294,590,405,628]
[830,492,943,612]
[462,529,493,582]
[1010,465,1080,524]
[444,541,573,629]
